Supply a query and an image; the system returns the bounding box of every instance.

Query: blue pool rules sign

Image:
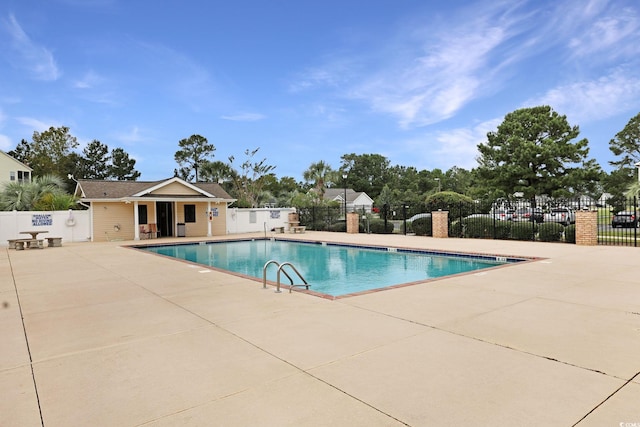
[32,214,53,226]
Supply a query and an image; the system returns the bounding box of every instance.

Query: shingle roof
[76,178,233,200]
[324,188,359,203]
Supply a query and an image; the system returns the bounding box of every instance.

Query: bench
[290,226,306,234]
[14,239,44,250]
[273,226,285,234]
[47,237,63,247]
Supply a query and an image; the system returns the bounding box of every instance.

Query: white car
[407,213,431,223]
[489,209,517,221]
[543,208,575,226]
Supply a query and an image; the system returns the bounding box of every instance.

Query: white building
[324,188,374,213]
[0,150,32,186]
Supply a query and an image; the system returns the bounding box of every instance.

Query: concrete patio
[2,232,639,426]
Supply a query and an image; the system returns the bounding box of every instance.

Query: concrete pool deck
[2,232,639,426]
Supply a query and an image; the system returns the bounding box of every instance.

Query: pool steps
[262,260,309,293]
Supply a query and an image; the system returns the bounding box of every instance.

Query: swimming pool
[139,239,526,298]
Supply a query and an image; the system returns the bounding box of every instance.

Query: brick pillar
[288,212,299,232]
[575,210,597,246]
[432,210,449,238]
[346,212,360,234]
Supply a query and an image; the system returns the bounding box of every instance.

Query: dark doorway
[156,202,174,237]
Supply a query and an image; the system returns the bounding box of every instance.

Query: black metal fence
[294,197,640,246]
[597,197,638,247]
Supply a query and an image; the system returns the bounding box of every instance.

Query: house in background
[74,177,235,241]
[324,188,374,213]
[0,150,32,186]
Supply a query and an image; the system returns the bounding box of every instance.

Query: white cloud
[523,69,640,123]
[114,126,147,144]
[433,119,501,169]
[16,117,56,133]
[349,18,514,129]
[0,134,12,151]
[402,118,501,171]
[568,7,640,60]
[220,113,266,122]
[289,2,531,129]
[73,70,104,89]
[3,14,60,81]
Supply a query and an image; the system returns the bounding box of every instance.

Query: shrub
[565,224,576,243]
[369,219,394,234]
[538,222,564,242]
[449,220,463,237]
[328,221,345,232]
[510,222,537,240]
[411,216,432,236]
[425,191,475,220]
[462,217,511,239]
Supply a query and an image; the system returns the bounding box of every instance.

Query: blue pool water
[140,239,522,297]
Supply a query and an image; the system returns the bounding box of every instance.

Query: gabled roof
[324,188,373,204]
[75,177,234,201]
[0,150,33,171]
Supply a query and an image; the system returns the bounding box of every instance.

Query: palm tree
[0,175,75,211]
[626,180,640,198]
[303,161,333,202]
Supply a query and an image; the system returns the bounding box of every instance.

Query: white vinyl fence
[226,207,297,235]
[0,210,91,246]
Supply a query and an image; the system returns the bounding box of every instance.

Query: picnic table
[15,230,49,249]
[20,230,49,239]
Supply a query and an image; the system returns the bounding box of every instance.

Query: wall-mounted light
[113,224,120,232]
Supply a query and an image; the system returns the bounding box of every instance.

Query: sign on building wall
[32,214,53,226]
[208,208,219,221]
[270,210,281,219]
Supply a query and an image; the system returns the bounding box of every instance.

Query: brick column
[432,210,449,238]
[346,212,360,234]
[575,210,597,246]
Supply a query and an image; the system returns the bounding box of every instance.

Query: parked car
[407,213,431,223]
[611,211,638,228]
[543,208,575,226]
[514,207,544,223]
[464,213,493,219]
[490,208,517,221]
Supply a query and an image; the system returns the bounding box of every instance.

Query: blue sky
[1,0,639,181]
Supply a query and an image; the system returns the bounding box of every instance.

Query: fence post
[432,210,449,238]
[346,212,359,234]
[575,210,597,246]
[402,204,408,235]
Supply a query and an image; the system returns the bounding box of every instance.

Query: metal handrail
[277,262,309,293]
[263,260,293,289]
[262,259,309,293]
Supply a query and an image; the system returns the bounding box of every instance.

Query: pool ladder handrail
[263,260,309,293]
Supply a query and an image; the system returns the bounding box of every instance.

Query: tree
[23,126,79,178]
[109,148,141,181]
[227,148,276,207]
[475,106,601,199]
[198,160,235,184]
[80,140,111,179]
[609,112,640,170]
[7,139,31,164]
[339,153,391,200]
[608,112,640,194]
[303,161,334,202]
[444,166,472,195]
[174,134,215,182]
